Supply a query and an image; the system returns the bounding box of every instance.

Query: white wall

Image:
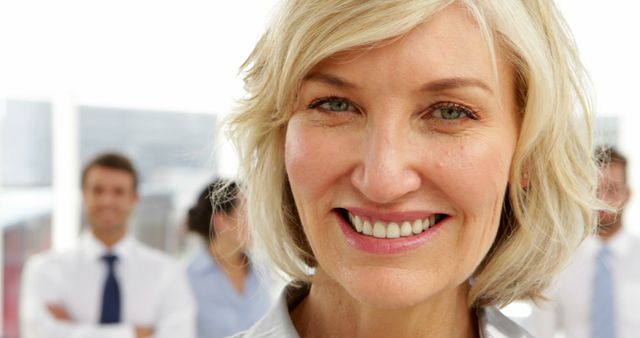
[0,0,277,111]
[0,0,280,188]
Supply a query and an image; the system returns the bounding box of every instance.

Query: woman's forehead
[302,5,508,95]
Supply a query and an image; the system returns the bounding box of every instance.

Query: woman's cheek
[285,119,326,191]
[285,117,356,195]
[430,137,513,226]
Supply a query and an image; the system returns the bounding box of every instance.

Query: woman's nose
[351,120,421,204]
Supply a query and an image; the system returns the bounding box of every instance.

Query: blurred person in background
[20,152,196,338]
[186,179,272,338]
[524,146,640,338]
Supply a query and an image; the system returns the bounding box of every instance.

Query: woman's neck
[291,273,477,338]
[209,240,249,293]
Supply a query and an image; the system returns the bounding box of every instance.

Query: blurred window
[0,100,217,337]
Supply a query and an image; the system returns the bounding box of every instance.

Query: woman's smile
[342,208,447,238]
[334,207,451,255]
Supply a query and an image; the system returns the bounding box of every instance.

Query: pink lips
[335,210,445,255]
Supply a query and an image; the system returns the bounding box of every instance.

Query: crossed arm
[20,255,195,338]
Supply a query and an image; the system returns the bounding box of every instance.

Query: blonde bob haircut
[229,0,599,308]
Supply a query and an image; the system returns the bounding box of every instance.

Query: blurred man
[524,146,640,338]
[21,153,195,338]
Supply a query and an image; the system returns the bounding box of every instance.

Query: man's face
[598,161,629,234]
[83,166,138,236]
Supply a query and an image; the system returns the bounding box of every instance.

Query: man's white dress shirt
[523,228,640,338]
[20,231,196,338]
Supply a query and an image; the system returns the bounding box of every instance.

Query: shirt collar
[189,242,220,275]
[477,307,533,337]
[241,283,533,338]
[600,227,632,258]
[79,228,136,262]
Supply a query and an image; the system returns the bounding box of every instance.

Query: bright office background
[0,1,638,337]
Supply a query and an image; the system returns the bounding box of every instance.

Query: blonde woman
[229,1,599,337]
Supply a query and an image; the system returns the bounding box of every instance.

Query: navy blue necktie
[99,253,121,324]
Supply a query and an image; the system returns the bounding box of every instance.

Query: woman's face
[285,5,519,309]
[214,199,250,251]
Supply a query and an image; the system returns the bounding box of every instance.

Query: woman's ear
[211,212,227,234]
[517,157,531,189]
[520,171,529,189]
[506,146,527,190]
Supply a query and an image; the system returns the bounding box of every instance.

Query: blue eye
[309,97,358,113]
[430,103,476,120]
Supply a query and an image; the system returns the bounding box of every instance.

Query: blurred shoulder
[22,248,83,285]
[25,247,81,269]
[130,239,180,268]
[627,230,640,243]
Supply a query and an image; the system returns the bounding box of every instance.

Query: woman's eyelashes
[308,96,360,113]
[307,96,479,122]
[426,102,479,121]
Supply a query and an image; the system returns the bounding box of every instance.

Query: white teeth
[346,211,441,239]
[373,221,386,238]
[354,216,363,232]
[412,219,423,234]
[422,218,430,231]
[362,220,373,235]
[400,221,413,237]
[386,223,400,238]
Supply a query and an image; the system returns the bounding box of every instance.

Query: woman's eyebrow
[304,73,493,96]
[303,72,359,89]
[421,77,494,95]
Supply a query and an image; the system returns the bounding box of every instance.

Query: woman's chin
[338,266,449,310]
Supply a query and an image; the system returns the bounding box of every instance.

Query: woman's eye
[430,103,476,120]
[309,97,358,113]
